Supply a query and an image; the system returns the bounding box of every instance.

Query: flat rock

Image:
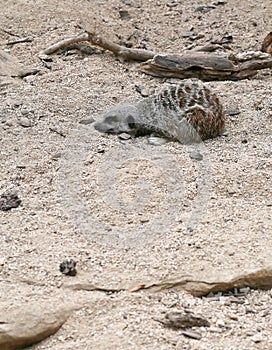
[0,303,77,350]
[0,49,33,86]
[63,266,272,297]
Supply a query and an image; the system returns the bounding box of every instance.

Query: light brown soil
[0,0,271,349]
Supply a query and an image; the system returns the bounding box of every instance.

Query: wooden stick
[6,37,33,45]
[85,31,155,61]
[39,31,155,61]
[39,33,89,57]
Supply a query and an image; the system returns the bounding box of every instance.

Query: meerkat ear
[127,114,136,129]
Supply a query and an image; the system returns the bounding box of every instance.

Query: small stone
[114,323,128,331]
[163,311,210,329]
[135,85,150,97]
[245,307,255,314]
[216,319,225,328]
[0,190,21,211]
[21,109,32,115]
[225,108,241,116]
[13,100,23,108]
[97,145,105,153]
[181,329,202,340]
[119,10,131,19]
[79,117,94,125]
[252,333,263,343]
[181,31,196,38]
[84,156,94,165]
[238,287,250,295]
[148,136,167,145]
[189,151,203,161]
[206,292,215,298]
[229,297,245,304]
[209,326,222,333]
[195,5,215,12]
[59,259,77,276]
[18,117,32,127]
[228,313,238,321]
[166,2,179,8]
[118,133,132,140]
[227,187,236,195]
[52,153,62,160]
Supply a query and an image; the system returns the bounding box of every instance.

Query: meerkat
[94,79,225,144]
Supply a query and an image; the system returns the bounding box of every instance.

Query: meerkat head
[94,104,139,135]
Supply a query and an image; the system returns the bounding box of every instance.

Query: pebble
[5,120,13,127]
[84,156,94,165]
[119,9,131,19]
[181,329,202,340]
[189,151,203,161]
[18,117,32,127]
[97,145,105,153]
[21,108,33,115]
[195,5,215,12]
[209,326,222,333]
[228,313,238,321]
[79,117,94,125]
[13,100,23,108]
[216,319,225,328]
[225,108,241,116]
[166,2,179,8]
[0,190,21,211]
[239,287,250,295]
[51,153,62,160]
[252,333,263,343]
[148,136,167,145]
[118,133,131,140]
[182,31,196,38]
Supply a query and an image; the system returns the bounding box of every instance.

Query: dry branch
[39,31,155,61]
[40,33,89,57]
[6,36,33,45]
[40,31,272,81]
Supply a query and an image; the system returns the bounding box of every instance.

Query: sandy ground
[0,0,271,349]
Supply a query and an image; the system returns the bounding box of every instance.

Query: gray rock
[189,151,203,161]
[18,117,32,127]
[118,133,132,140]
[79,117,94,125]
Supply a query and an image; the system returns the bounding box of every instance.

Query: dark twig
[6,37,33,45]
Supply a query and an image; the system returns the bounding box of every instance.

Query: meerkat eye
[127,114,136,128]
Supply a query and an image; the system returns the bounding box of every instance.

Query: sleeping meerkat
[94,79,225,144]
